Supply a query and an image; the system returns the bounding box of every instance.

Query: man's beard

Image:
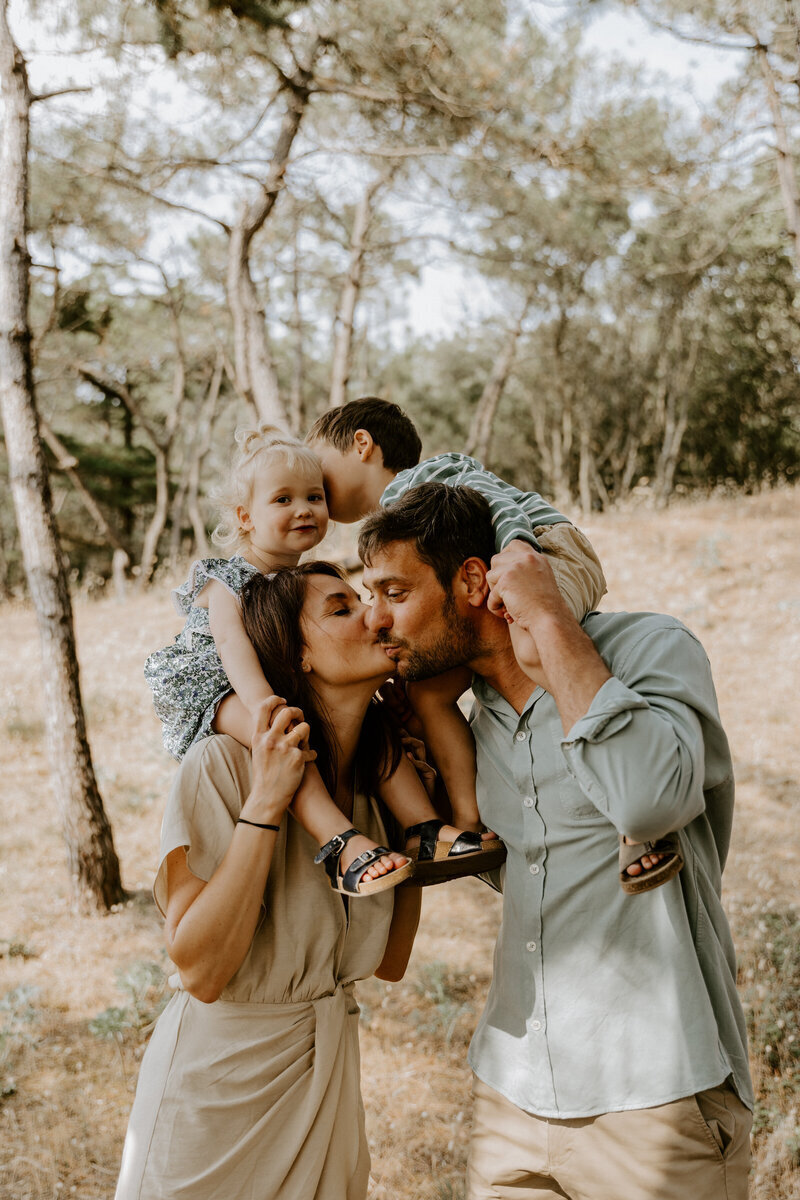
[382,592,482,681]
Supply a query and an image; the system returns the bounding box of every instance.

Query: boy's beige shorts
[466,1074,751,1200]
[534,524,607,622]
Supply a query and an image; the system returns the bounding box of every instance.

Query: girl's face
[238,460,329,565]
[299,574,392,688]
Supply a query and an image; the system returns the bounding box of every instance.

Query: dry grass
[0,486,799,1198]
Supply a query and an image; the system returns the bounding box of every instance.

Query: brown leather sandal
[619,833,684,895]
[404,819,506,886]
[314,829,414,897]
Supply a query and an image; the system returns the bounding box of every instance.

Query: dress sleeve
[171,557,259,617]
[153,736,252,916]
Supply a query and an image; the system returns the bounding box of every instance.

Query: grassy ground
[0,486,799,1199]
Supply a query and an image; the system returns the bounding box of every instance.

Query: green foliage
[0,985,41,1059]
[152,0,303,58]
[3,0,798,602]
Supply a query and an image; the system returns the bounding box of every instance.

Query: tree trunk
[0,5,124,911]
[464,292,533,462]
[38,414,130,564]
[577,424,593,515]
[328,172,390,408]
[653,313,705,506]
[226,45,321,427]
[185,350,224,558]
[138,445,170,586]
[757,43,800,275]
[288,218,305,435]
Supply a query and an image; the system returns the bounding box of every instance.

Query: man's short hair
[358,482,496,590]
[306,397,422,473]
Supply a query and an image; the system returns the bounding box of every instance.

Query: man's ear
[236,504,254,532]
[460,557,490,607]
[353,429,375,461]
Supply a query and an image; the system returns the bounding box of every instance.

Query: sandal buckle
[313,832,348,866]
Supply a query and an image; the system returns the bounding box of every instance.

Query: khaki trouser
[466,1074,752,1200]
[534,524,607,622]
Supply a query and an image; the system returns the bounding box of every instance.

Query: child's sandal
[404,819,506,886]
[314,829,414,897]
[619,833,684,895]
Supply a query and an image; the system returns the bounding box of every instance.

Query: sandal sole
[406,843,507,886]
[620,851,684,895]
[334,856,415,897]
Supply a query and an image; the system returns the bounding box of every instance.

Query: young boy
[306,397,682,894]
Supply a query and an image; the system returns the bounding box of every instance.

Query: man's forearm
[524,613,611,733]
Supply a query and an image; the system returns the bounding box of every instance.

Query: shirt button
[529,863,540,875]
[531,1020,543,1031]
[523,796,534,808]
[515,730,527,742]
[526,941,537,952]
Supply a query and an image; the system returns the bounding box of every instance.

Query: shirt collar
[472,673,544,721]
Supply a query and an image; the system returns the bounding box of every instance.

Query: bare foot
[623,836,665,877]
[339,834,409,883]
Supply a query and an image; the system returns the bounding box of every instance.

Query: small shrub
[3,709,45,741]
[739,909,800,1197]
[0,938,38,960]
[90,959,168,1044]
[742,911,800,1084]
[412,961,474,1046]
[0,983,41,1091]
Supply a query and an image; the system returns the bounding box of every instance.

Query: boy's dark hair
[239,562,400,796]
[358,482,496,591]
[306,398,422,472]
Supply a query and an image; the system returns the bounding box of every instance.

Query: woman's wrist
[239,789,290,826]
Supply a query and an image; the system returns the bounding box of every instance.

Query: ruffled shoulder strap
[172,556,260,616]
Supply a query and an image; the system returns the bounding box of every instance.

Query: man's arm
[487,543,714,841]
[486,541,611,731]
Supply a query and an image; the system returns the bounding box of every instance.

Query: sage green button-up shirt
[468,610,753,1119]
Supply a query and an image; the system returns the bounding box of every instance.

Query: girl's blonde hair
[212,424,324,551]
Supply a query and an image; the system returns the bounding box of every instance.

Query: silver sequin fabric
[144,556,261,760]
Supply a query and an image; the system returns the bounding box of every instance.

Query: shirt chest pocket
[532,747,598,821]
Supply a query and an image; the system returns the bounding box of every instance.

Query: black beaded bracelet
[237,818,281,832]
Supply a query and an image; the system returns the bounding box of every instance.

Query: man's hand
[486,541,579,681]
[486,539,573,629]
[487,540,611,731]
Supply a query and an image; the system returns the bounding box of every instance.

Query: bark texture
[0,3,124,911]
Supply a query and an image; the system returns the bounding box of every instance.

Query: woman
[116,563,425,1200]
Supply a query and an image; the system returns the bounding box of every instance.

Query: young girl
[145,425,505,896]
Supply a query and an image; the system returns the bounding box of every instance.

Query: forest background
[0,0,799,1197]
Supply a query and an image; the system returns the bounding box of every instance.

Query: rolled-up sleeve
[560,626,713,841]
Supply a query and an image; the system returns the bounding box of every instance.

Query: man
[358,482,753,1200]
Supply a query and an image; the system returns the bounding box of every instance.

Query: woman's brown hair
[238,562,400,797]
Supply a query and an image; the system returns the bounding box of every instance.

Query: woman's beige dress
[115,735,396,1200]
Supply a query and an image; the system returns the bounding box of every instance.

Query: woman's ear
[461,557,490,607]
[236,504,254,532]
[300,658,312,673]
[353,428,375,461]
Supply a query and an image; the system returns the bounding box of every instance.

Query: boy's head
[306,398,422,523]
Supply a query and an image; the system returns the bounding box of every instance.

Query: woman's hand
[244,696,316,824]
